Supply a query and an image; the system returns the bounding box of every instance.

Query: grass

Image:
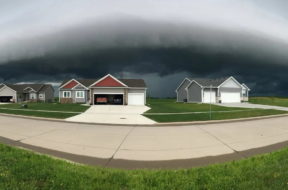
[0,109,78,119]
[145,98,287,122]
[0,103,89,119]
[1,143,288,189]
[147,109,286,122]
[0,102,89,112]
[250,97,288,107]
[146,98,247,113]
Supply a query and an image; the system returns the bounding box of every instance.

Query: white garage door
[203,91,216,103]
[128,93,145,105]
[221,92,241,103]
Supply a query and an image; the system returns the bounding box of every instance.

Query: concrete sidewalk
[1,115,288,166]
[218,102,288,111]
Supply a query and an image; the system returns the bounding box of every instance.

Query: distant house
[59,74,147,105]
[176,76,250,103]
[0,84,54,103]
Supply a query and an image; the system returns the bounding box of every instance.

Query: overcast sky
[0,0,288,97]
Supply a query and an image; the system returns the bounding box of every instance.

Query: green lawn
[146,98,247,113]
[1,143,288,189]
[250,97,288,107]
[0,103,89,119]
[0,102,89,112]
[0,109,78,119]
[145,98,287,122]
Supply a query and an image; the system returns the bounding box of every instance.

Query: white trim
[0,84,18,103]
[59,79,84,89]
[175,78,192,92]
[90,87,128,89]
[128,87,147,89]
[23,87,36,92]
[0,84,17,93]
[72,83,89,90]
[89,74,128,88]
[241,83,251,91]
[62,91,71,98]
[185,80,203,90]
[218,76,243,88]
[93,92,124,95]
[75,91,85,98]
[93,93,125,105]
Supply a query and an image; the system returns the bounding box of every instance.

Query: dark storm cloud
[1,26,288,97]
[1,1,288,97]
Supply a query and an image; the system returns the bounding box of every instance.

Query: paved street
[1,115,288,168]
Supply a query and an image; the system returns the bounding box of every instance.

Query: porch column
[124,88,128,105]
[90,89,93,105]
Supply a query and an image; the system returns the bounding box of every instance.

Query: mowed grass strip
[1,143,288,189]
[0,109,78,119]
[0,102,89,112]
[0,102,89,119]
[146,98,248,113]
[145,98,287,122]
[147,109,286,122]
[250,97,288,107]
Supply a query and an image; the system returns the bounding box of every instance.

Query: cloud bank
[0,0,288,96]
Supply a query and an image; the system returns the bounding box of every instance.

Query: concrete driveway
[1,115,288,168]
[218,102,288,111]
[65,105,156,125]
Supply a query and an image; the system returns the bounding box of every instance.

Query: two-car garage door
[221,92,241,103]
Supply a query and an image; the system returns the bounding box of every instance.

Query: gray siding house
[0,83,54,103]
[176,76,250,103]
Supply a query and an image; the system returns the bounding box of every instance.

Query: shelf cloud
[0,0,288,96]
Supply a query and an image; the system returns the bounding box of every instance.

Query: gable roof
[4,84,53,93]
[89,74,128,88]
[176,78,192,92]
[60,76,146,89]
[188,77,230,87]
[241,83,251,91]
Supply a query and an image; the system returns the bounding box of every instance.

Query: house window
[76,91,84,98]
[30,93,36,100]
[63,91,71,98]
[39,94,44,99]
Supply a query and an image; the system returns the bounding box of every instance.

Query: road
[1,114,288,169]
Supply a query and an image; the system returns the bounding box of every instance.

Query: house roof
[60,78,146,88]
[4,84,53,93]
[119,79,146,88]
[0,84,4,89]
[188,77,230,87]
[241,83,251,91]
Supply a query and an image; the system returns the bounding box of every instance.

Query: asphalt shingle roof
[60,78,146,88]
[5,84,53,93]
[188,77,230,87]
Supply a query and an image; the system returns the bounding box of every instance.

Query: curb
[0,112,288,127]
[1,135,288,169]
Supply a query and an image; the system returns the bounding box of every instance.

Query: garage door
[128,93,145,105]
[221,92,241,103]
[203,91,216,103]
[0,96,13,102]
